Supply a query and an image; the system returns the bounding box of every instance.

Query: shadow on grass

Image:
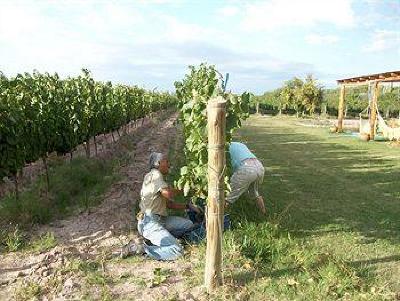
[227,254,400,288]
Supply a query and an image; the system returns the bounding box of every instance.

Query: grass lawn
[221,115,400,300]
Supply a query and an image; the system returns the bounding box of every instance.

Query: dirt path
[0,112,206,301]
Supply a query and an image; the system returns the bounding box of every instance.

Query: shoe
[120,238,145,259]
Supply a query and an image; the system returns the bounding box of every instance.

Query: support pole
[205,96,226,292]
[337,84,346,132]
[369,81,379,140]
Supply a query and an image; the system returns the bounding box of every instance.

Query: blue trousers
[137,212,231,261]
[137,214,193,261]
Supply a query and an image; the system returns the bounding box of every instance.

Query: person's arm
[160,187,180,200]
[160,187,186,210]
[162,186,189,210]
[166,199,188,210]
[161,187,201,212]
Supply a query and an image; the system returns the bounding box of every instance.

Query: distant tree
[280,77,303,116]
[300,74,323,115]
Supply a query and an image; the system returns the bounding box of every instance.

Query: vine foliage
[0,69,176,182]
[174,63,249,200]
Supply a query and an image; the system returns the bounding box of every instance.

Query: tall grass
[0,157,118,227]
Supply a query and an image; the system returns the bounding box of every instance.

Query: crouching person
[121,152,198,261]
[226,142,266,214]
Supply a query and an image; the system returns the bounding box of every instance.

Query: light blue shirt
[229,142,256,172]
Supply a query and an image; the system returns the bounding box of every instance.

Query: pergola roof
[337,70,400,85]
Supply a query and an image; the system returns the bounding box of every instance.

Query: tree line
[252,75,400,118]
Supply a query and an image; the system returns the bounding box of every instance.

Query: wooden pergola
[336,70,400,139]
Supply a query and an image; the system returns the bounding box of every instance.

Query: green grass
[14,281,43,301]
[30,231,57,253]
[217,115,400,300]
[0,224,26,252]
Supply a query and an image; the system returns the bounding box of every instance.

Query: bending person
[121,152,198,260]
[226,142,266,214]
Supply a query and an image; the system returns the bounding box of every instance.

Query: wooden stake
[322,104,327,118]
[94,136,98,156]
[370,81,379,140]
[337,85,346,132]
[85,140,91,158]
[42,156,50,195]
[14,171,19,201]
[204,96,226,292]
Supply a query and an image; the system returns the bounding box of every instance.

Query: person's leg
[139,215,183,261]
[163,216,194,238]
[248,160,266,214]
[226,165,255,204]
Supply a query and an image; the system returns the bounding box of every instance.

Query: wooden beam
[337,85,346,132]
[337,70,400,84]
[369,81,379,140]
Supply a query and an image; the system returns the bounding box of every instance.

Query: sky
[0,0,399,94]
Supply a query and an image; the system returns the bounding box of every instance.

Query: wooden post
[205,96,226,292]
[42,156,50,195]
[94,136,98,156]
[337,84,346,132]
[369,81,379,140]
[85,139,91,158]
[14,171,19,201]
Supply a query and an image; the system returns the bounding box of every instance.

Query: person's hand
[187,202,202,214]
[255,196,266,215]
[173,187,182,195]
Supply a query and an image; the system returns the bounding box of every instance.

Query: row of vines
[174,64,250,200]
[0,69,176,183]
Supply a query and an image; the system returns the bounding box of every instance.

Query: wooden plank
[337,70,400,84]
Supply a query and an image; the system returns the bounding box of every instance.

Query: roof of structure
[337,70,400,84]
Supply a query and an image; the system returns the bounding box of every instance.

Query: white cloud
[364,30,400,52]
[305,34,340,45]
[241,0,355,31]
[137,0,183,5]
[218,6,239,17]
[0,1,146,75]
[162,16,209,42]
[0,3,41,40]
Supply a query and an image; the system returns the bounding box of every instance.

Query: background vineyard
[0,69,176,182]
